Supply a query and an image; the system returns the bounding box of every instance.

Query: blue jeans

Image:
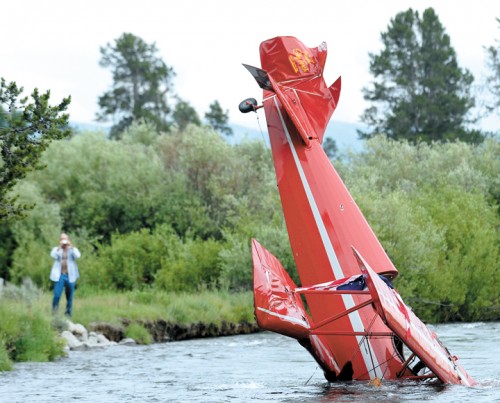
[52,274,75,316]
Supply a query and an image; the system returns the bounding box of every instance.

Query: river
[1,321,499,402]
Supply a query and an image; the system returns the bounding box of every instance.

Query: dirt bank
[90,319,260,343]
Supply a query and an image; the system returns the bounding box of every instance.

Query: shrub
[81,225,178,291]
[219,222,297,291]
[0,283,64,368]
[125,323,152,345]
[154,236,223,291]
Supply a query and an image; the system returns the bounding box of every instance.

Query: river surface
[1,321,499,402]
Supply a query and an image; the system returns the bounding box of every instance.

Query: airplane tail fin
[252,239,310,339]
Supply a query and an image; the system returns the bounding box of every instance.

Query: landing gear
[239,98,261,113]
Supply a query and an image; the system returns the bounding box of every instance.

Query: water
[1,322,499,402]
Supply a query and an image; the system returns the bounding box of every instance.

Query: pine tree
[0,79,70,221]
[172,99,201,131]
[205,100,232,136]
[97,33,175,138]
[361,8,481,143]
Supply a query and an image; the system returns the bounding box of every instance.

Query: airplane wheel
[239,98,258,113]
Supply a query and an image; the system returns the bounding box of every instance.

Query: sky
[2,0,499,132]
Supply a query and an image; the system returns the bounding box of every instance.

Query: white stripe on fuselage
[271,96,383,380]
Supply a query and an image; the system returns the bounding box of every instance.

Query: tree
[360,8,480,143]
[0,78,70,222]
[172,99,201,131]
[97,33,175,138]
[204,100,233,136]
[323,137,338,158]
[485,18,500,116]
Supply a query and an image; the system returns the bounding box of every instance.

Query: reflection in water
[0,322,499,402]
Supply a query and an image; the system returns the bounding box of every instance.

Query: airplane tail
[252,239,310,339]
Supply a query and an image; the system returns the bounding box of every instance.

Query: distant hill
[71,121,110,134]
[71,120,366,154]
[230,119,366,153]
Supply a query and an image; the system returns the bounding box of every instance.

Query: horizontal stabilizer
[252,239,310,339]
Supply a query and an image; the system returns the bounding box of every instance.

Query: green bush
[415,185,499,321]
[80,224,224,292]
[154,236,223,291]
[0,289,65,369]
[13,312,64,362]
[342,136,500,322]
[8,182,62,289]
[80,226,178,290]
[219,220,297,291]
[29,131,172,239]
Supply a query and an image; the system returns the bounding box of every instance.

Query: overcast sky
[2,0,499,132]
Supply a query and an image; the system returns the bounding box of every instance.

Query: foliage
[96,33,175,138]
[338,136,500,322]
[2,122,498,323]
[204,100,233,136]
[154,236,223,291]
[80,223,224,292]
[125,323,152,345]
[219,221,297,292]
[0,283,65,369]
[485,18,500,115]
[323,137,338,158]
[361,8,481,144]
[172,99,201,131]
[8,181,62,288]
[82,228,165,291]
[0,78,71,221]
[28,130,171,238]
[416,186,499,321]
[155,125,277,240]
[0,225,16,281]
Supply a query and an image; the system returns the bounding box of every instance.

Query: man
[50,233,81,317]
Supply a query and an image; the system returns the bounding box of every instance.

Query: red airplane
[241,36,475,386]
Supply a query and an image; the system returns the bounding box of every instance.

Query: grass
[125,323,153,345]
[0,299,65,370]
[63,289,255,328]
[0,340,13,371]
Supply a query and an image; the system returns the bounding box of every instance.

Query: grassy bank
[67,289,255,328]
[0,287,255,371]
[0,298,65,371]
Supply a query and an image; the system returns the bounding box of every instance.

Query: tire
[239,98,258,113]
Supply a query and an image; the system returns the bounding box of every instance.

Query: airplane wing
[352,247,476,386]
[252,238,310,339]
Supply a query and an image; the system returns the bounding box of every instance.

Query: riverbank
[60,317,259,351]
[0,281,258,371]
